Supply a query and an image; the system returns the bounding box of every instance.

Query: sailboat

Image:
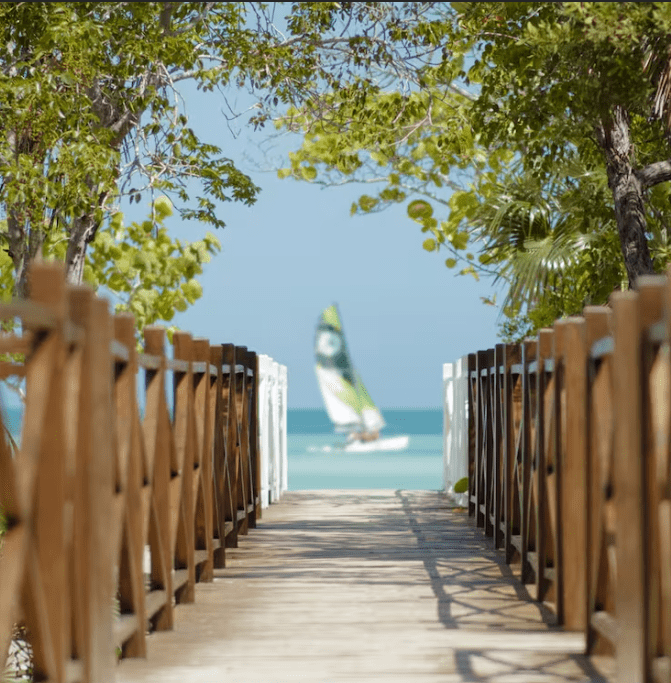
[314,305,409,453]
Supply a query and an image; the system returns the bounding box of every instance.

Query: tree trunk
[596,106,655,288]
[65,214,98,285]
[7,212,28,298]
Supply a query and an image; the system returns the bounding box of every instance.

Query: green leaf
[453,476,469,494]
[358,195,379,212]
[450,232,469,250]
[300,165,317,181]
[407,199,434,221]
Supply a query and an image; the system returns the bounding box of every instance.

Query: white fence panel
[443,357,468,507]
[278,364,288,497]
[257,355,288,508]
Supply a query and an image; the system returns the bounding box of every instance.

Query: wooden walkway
[117,490,615,683]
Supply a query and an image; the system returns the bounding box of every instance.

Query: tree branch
[159,2,174,32]
[636,159,671,188]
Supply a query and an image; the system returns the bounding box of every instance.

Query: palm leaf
[473,156,612,314]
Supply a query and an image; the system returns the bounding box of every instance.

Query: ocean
[287,408,444,490]
[0,402,446,492]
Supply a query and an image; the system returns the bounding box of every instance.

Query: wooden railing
[0,263,284,683]
[457,274,671,683]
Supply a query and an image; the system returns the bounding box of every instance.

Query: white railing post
[443,357,468,506]
[256,355,288,507]
[443,361,453,493]
[279,364,288,495]
[270,360,280,503]
[257,355,271,508]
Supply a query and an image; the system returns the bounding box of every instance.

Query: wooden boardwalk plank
[117,490,615,683]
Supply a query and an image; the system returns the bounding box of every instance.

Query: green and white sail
[355,372,385,433]
[314,305,385,434]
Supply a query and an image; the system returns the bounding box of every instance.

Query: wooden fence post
[467,353,476,518]
[635,277,665,679]
[535,328,554,604]
[235,346,251,536]
[484,348,495,538]
[142,327,174,631]
[222,343,240,546]
[521,339,537,585]
[475,349,488,530]
[552,320,567,625]
[493,344,505,550]
[172,332,196,604]
[209,344,228,567]
[612,289,648,681]
[26,263,68,683]
[582,306,613,655]
[503,343,522,566]
[558,317,588,631]
[657,273,671,680]
[250,350,261,525]
[193,338,215,582]
[69,285,115,683]
[113,313,148,658]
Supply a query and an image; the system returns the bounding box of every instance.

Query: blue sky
[127,85,502,410]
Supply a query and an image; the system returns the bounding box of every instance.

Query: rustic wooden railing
[0,262,284,683]
[454,274,671,683]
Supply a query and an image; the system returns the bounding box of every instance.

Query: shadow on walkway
[394,490,611,682]
[117,489,615,683]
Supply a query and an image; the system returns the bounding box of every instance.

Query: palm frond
[496,231,593,310]
[645,41,671,130]
[472,155,613,316]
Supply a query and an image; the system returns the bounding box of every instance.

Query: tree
[278,2,671,330]
[459,2,671,287]
[0,195,219,407]
[83,197,221,338]
[0,2,448,295]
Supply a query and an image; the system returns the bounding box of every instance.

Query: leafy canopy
[85,198,221,338]
[278,2,671,337]
[0,2,453,293]
[0,196,220,340]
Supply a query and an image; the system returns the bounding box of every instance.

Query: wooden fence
[447,274,671,683]
[0,262,286,683]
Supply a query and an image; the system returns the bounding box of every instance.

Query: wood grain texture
[561,318,588,632]
[612,292,647,682]
[117,490,615,683]
[1,263,272,682]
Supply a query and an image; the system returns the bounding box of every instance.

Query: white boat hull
[342,435,409,453]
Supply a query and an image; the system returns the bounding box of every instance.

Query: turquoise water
[1,403,22,443]
[287,409,444,491]
[0,402,446,491]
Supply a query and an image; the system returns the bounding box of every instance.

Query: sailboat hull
[342,435,409,453]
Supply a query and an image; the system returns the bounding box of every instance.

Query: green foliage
[0,2,453,292]
[0,253,14,305]
[453,476,469,494]
[0,2,253,292]
[278,2,671,337]
[86,198,221,339]
[0,200,219,340]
